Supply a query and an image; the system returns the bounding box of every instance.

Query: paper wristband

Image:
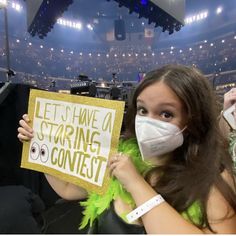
[126,194,165,223]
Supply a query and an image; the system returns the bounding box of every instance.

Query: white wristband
[126,194,165,223]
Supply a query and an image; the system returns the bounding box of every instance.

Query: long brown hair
[124,64,236,231]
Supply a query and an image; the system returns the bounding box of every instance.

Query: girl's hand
[223,88,236,110]
[17,114,34,142]
[109,153,143,191]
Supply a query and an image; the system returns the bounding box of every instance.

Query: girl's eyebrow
[137,99,178,108]
[136,98,144,103]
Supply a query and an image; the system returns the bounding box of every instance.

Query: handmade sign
[21,89,125,194]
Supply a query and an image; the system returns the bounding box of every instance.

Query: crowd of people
[0,32,236,85]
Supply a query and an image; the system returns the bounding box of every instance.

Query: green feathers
[79,138,153,229]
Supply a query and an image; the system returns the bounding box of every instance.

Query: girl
[18,64,236,234]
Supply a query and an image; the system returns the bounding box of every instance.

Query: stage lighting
[25,0,73,39]
[148,18,152,24]
[175,24,182,32]
[162,25,167,32]
[112,0,185,35]
[118,2,123,7]
[129,8,134,14]
[138,12,144,18]
[168,28,174,35]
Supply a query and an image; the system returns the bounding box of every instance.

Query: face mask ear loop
[175,126,187,136]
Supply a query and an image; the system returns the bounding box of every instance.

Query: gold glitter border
[21,89,125,195]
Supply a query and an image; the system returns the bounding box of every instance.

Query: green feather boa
[229,131,236,171]
[79,138,153,229]
[79,138,203,229]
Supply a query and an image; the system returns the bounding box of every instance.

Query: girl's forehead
[137,82,181,103]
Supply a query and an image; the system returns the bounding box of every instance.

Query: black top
[90,203,146,234]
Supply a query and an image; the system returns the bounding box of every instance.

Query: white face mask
[135,115,185,160]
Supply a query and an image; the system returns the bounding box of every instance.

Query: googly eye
[40,144,49,163]
[30,142,40,160]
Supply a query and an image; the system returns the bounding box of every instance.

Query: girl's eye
[137,107,147,116]
[30,142,40,160]
[160,111,173,120]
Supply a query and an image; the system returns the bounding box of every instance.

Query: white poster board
[21,89,125,194]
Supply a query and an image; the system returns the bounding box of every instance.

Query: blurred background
[0,0,235,101]
[0,1,236,232]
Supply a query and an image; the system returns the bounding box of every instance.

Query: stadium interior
[0,0,236,233]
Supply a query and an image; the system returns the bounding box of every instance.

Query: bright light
[87,24,93,31]
[152,53,155,56]
[189,48,192,51]
[57,17,82,30]
[210,43,214,46]
[0,0,7,7]
[12,2,22,12]
[1,1,24,10]
[57,19,62,24]
[185,10,208,24]
[122,53,125,57]
[199,45,202,49]
[221,39,225,43]
[79,52,83,56]
[161,52,164,55]
[171,46,174,50]
[140,0,148,5]
[179,49,182,53]
[61,49,64,53]
[50,48,54,51]
[75,22,82,30]
[170,51,173,54]
[204,40,208,43]
[70,51,73,54]
[234,36,236,39]
[16,39,20,43]
[66,20,72,27]
[216,6,223,14]
[28,42,32,46]
[106,54,109,58]
[40,45,43,49]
